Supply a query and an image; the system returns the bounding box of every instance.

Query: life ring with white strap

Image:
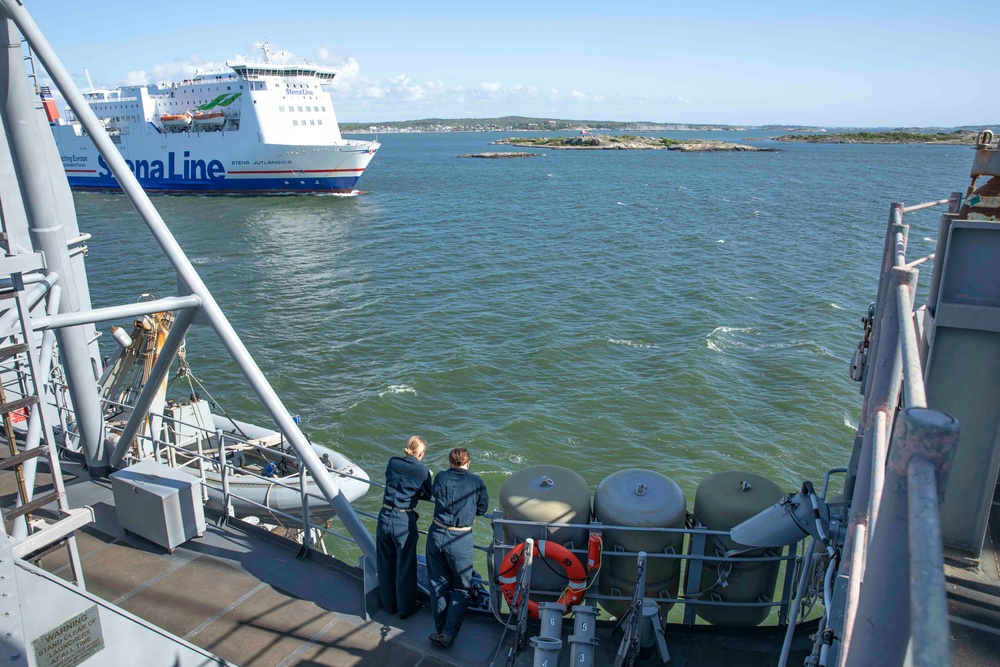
[497,540,587,618]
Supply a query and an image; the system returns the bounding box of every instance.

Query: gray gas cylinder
[686,470,785,626]
[593,469,686,618]
[500,465,591,600]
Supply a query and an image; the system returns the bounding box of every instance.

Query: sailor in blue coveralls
[377,436,433,618]
[426,447,489,649]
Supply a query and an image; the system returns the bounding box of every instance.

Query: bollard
[530,636,562,667]
[569,634,599,666]
[572,604,599,639]
[537,602,566,640]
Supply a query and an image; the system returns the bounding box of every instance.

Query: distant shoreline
[772,130,978,144]
[339,115,996,136]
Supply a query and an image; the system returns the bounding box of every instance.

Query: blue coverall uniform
[426,467,489,640]
[376,454,432,616]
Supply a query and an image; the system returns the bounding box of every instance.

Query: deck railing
[489,514,804,628]
[833,198,961,667]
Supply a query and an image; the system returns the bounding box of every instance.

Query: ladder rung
[0,395,38,415]
[0,446,48,471]
[2,490,59,521]
[0,343,29,360]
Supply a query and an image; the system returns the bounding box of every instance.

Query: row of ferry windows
[278,106,326,113]
[293,119,322,126]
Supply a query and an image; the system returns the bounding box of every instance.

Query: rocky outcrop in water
[491,135,779,152]
[457,152,541,158]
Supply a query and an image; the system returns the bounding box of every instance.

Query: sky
[19,0,999,127]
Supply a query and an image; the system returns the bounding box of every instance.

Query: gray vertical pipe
[0,0,379,565]
[859,205,904,400]
[0,17,107,474]
[908,456,954,667]
[844,408,957,667]
[847,271,903,545]
[109,305,199,468]
[894,267,925,409]
[847,206,904,502]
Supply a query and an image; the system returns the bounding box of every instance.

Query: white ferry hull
[54,126,378,194]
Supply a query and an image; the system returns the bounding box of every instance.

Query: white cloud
[119,45,630,119]
[675,96,691,104]
[388,74,425,101]
[332,57,361,84]
[124,70,149,86]
[124,56,225,88]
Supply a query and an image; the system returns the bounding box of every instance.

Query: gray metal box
[110,459,206,550]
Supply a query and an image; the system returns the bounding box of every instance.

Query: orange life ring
[497,540,587,618]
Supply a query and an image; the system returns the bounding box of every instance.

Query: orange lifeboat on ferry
[160,113,192,130]
[192,111,226,129]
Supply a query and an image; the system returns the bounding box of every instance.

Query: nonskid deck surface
[944,484,1000,667]
[6,452,998,666]
[9,454,480,667]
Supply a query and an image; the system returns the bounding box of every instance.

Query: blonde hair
[449,447,470,468]
[404,436,426,457]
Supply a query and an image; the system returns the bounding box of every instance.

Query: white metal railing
[107,409,379,553]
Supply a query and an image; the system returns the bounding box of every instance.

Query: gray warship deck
[7,451,999,666]
[4,452,815,666]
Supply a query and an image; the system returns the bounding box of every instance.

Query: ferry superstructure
[49,43,379,194]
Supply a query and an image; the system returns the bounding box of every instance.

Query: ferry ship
[48,43,379,194]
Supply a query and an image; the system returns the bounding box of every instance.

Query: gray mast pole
[0,0,378,564]
[0,16,108,475]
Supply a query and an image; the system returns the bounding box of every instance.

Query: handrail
[99,398,382,488]
[836,199,959,667]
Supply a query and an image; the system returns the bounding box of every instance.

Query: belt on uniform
[383,504,413,512]
[433,518,472,532]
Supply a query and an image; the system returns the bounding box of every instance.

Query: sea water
[75,131,972,558]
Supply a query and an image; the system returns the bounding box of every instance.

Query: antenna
[252,40,273,63]
[83,67,95,92]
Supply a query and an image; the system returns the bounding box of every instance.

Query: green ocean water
[74,131,972,558]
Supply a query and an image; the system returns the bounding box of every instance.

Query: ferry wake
[48,42,379,194]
